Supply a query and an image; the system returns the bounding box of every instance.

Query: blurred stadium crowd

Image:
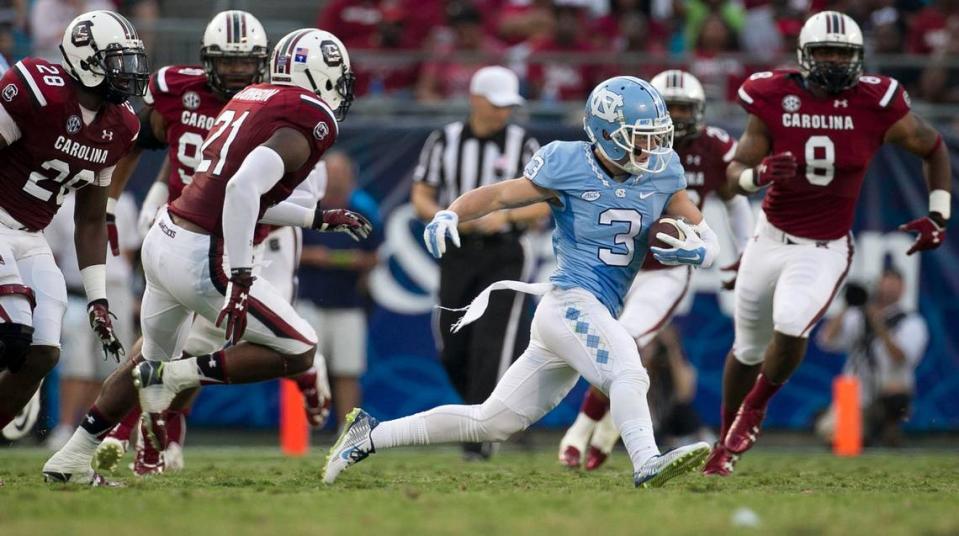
[0,1,957,111]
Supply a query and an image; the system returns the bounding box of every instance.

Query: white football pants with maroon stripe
[733,211,853,365]
[139,208,316,362]
[181,225,302,356]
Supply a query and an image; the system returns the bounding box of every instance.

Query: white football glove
[423,210,461,259]
[651,219,720,268]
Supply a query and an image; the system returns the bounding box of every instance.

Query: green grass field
[2,446,958,535]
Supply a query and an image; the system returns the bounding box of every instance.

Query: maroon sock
[110,405,141,442]
[0,411,14,429]
[163,410,187,446]
[719,404,738,441]
[196,351,228,385]
[80,405,117,440]
[742,374,783,411]
[580,389,610,421]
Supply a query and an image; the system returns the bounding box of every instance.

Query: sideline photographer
[817,267,929,446]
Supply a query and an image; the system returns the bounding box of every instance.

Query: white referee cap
[470,66,525,107]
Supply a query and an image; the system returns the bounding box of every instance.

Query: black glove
[88,299,124,361]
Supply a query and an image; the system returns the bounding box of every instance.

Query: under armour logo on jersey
[834,99,848,108]
[208,357,217,368]
[101,130,113,141]
[65,115,82,135]
[0,254,5,265]
[590,88,624,123]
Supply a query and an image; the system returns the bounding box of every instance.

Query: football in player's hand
[649,217,686,249]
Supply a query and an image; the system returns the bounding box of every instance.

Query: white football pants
[370,287,659,470]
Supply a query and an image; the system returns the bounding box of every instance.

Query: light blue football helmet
[583,76,674,174]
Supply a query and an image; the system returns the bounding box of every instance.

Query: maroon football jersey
[169,83,337,243]
[642,125,736,271]
[738,69,910,240]
[145,65,226,202]
[0,58,139,231]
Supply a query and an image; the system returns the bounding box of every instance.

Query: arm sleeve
[116,194,142,250]
[412,129,444,187]
[222,146,286,270]
[723,195,754,254]
[286,164,324,209]
[259,201,314,227]
[95,165,116,187]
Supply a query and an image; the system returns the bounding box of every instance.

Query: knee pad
[476,399,529,442]
[0,322,34,373]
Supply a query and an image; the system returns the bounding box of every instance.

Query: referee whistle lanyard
[440,281,553,333]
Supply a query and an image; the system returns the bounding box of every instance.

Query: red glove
[216,268,255,344]
[753,151,798,188]
[720,255,742,291]
[899,214,947,255]
[106,210,120,256]
[313,208,373,241]
[88,299,124,361]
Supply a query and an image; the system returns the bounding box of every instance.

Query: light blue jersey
[524,140,686,316]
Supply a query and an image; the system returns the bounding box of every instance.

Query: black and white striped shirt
[413,121,540,207]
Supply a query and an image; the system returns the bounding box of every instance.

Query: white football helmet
[797,11,864,93]
[59,10,149,102]
[269,29,355,121]
[201,10,269,97]
[650,70,705,141]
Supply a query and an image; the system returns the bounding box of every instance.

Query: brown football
[648,217,685,249]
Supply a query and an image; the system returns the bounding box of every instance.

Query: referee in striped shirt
[411,66,548,460]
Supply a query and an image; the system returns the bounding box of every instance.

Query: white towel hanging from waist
[439,280,553,333]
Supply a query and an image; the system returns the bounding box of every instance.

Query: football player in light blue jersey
[324,76,721,488]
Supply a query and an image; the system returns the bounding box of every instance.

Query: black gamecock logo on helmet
[71,20,94,47]
[319,41,343,67]
[66,114,82,135]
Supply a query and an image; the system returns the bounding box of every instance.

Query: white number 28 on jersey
[598,208,644,266]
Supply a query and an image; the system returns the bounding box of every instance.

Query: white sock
[162,358,202,391]
[609,371,659,470]
[56,427,100,464]
[567,411,599,439]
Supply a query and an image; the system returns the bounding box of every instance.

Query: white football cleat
[634,441,711,488]
[132,361,177,413]
[585,412,620,471]
[323,408,378,485]
[93,436,128,474]
[43,446,116,486]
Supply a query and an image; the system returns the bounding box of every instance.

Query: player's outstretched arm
[884,112,951,254]
[423,177,556,258]
[74,184,125,361]
[727,114,797,196]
